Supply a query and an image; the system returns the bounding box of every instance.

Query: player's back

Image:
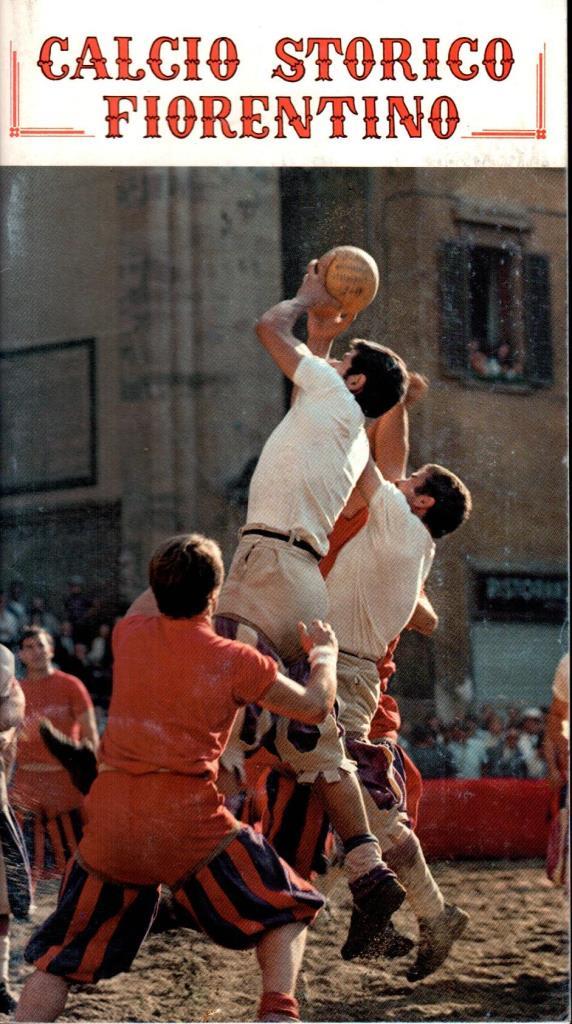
[247,352,369,556]
[100,613,275,780]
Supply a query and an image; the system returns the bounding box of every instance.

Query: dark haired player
[216,261,410,952]
[227,386,472,969]
[320,451,472,964]
[17,533,338,1023]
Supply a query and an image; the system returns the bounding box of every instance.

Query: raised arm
[342,371,427,518]
[354,455,385,506]
[259,620,338,725]
[255,260,343,381]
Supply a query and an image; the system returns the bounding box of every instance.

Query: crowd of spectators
[1,577,556,779]
[403,704,549,780]
[0,577,115,720]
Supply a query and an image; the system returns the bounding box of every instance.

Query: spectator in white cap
[518,707,547,779]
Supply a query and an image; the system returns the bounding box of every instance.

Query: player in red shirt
[16,533,337,1023]
[10,627,99,890]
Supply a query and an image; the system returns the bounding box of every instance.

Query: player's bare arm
[78,708,100,752]
[125,587,160,618]
[354,455,384,506]
[406,592,439,636]
[259,619,338,725]
[342,370,427,518]
[370,371,427,480]
[255,260,341,381]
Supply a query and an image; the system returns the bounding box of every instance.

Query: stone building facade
[0,166,567,717]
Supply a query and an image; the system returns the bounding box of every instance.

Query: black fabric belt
[242,528,321,562]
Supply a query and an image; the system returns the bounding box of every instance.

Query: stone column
[116,168,198,600]
[116,167,284,598]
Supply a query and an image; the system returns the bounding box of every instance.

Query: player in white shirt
[216,260,410,956]
[322,398,472,966]
[239,390,473,966]
[218,263,406,663]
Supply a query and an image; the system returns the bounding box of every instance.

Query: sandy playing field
[8,858,569,1023]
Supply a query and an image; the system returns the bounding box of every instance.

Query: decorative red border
[463,46,546,140]
[9,44,93,138]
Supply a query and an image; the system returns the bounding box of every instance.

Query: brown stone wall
[367,168,567,704]
[1,167,285,605]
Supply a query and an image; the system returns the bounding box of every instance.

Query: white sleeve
[292,352,343,396]
[364,482,435,588]
[366,478,425,544]
[0,645,15,699]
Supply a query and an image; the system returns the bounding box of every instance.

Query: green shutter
[439,241,469,374]
[524,253,553,386]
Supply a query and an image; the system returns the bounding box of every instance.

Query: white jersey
[326,478,435,660]
[552,652,569,705]
[246,349,369,556]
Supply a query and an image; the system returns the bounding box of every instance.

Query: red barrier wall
[415,779,552,860]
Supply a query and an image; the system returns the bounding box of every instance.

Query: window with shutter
[439,240,552,389]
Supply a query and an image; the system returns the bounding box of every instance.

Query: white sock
[344,838,383,883]
[0,932,10,985]
[385,834,445,922]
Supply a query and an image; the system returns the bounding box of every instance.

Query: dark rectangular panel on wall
[473,570,567,624]
[0,337,96,495]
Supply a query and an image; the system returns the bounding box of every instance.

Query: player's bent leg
[254,724,407,962]
[384,832,444,922]
[274,714,406,962]
[382,830,469,980]
[170,827,323,1021]
[312,769,406,958]
[256,922,307,1021]
[22,857,160,986]
[170,826,324,950]
[15,970,70,1021]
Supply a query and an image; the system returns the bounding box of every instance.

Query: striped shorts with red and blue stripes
[25,825,325,983]
[16,806,85,886]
